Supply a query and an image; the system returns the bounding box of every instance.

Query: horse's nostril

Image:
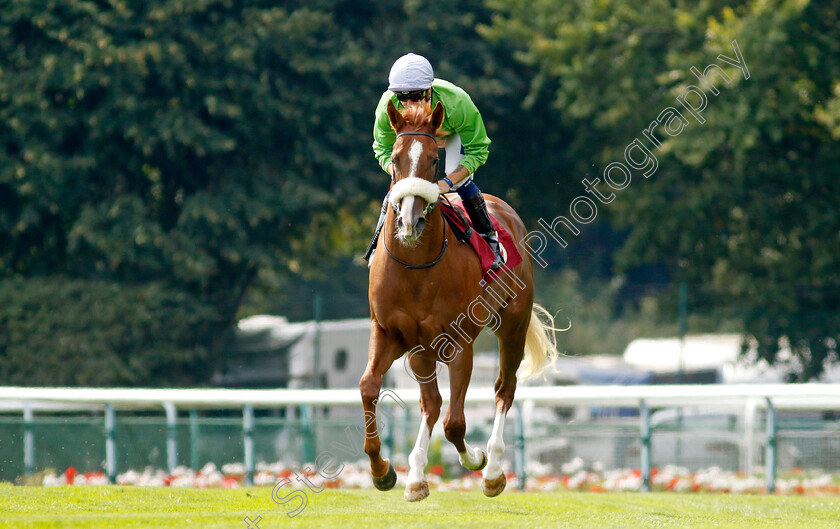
[416,217,426,233]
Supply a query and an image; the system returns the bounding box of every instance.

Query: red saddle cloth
[440,199,523,282]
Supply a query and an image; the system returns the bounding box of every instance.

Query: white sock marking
[459,442,484,470]
[407,415,431,485]
[483,412,506,480]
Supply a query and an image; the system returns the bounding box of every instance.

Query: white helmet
[388,53,434,92]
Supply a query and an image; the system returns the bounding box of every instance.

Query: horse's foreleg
[405,355,442,502]
[444,348,487,472]
[359,325,399,491]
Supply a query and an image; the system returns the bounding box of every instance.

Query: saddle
[440,199,522,282]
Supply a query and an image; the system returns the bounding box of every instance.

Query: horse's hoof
[404,481,430,502]
[372,461,397,491]
[481,473,507,497]
[461,449,487,471]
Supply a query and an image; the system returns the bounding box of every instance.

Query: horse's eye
[430,158,439,176]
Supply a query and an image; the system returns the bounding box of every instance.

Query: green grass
[1,484,838,528]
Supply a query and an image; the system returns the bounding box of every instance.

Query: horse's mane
[399,101,435,132]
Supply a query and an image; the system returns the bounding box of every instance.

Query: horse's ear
[386,99,404,131]
[430,101,445,132]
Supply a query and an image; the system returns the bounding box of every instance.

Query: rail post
[105,403,117,483]
[243,404,255,485]
[514,401,526,490]
[312,293,322,390]
[743,397,759,474]
[189,409,200,471]
[301,404,315,463]
[163,402,178,473]
[640,399,651,492]
[765,397,777,493]
[23,402,34,478]
[404,405,412,455]
[382,403,393,461]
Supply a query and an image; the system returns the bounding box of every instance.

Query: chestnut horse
[360,99,558,501]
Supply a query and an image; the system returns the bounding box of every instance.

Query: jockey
[364,52,503,269]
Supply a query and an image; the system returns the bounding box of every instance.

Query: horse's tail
[519,303,563,379]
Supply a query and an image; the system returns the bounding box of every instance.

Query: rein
[383,208,448,270]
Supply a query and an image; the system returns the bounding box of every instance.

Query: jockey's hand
[438,166,469,194]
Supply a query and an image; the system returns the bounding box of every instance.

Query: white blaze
[399,195,416,237]
[389,140,438,239]
[407,139,423,179]
[396,140,430,238]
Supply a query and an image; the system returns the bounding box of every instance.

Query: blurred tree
[486,0,840,380]
[0,1,389,385]
[0,0,541,385]
[0,277,217,386]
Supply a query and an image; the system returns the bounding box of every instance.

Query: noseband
[384,131,447,269]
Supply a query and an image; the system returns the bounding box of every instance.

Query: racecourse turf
[1,484,838,528]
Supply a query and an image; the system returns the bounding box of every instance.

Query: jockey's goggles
[395,90,428,102]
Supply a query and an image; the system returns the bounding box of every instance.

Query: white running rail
[2,384,840,491]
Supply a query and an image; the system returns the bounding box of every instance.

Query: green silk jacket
[372,78,491,175]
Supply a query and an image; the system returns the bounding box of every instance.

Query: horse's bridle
[383,131,448,269]
[389,131,439,183]
[396,131,437,142]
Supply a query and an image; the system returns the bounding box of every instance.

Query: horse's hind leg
[404,354,442,502]
[443,344,487,473]
[482,319,528,497]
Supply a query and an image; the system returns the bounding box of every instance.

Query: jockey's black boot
[363,193,390,267]
[462,193,503,269]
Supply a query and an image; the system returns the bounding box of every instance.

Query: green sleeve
[442,87,491,175]
[372,91,396,173]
